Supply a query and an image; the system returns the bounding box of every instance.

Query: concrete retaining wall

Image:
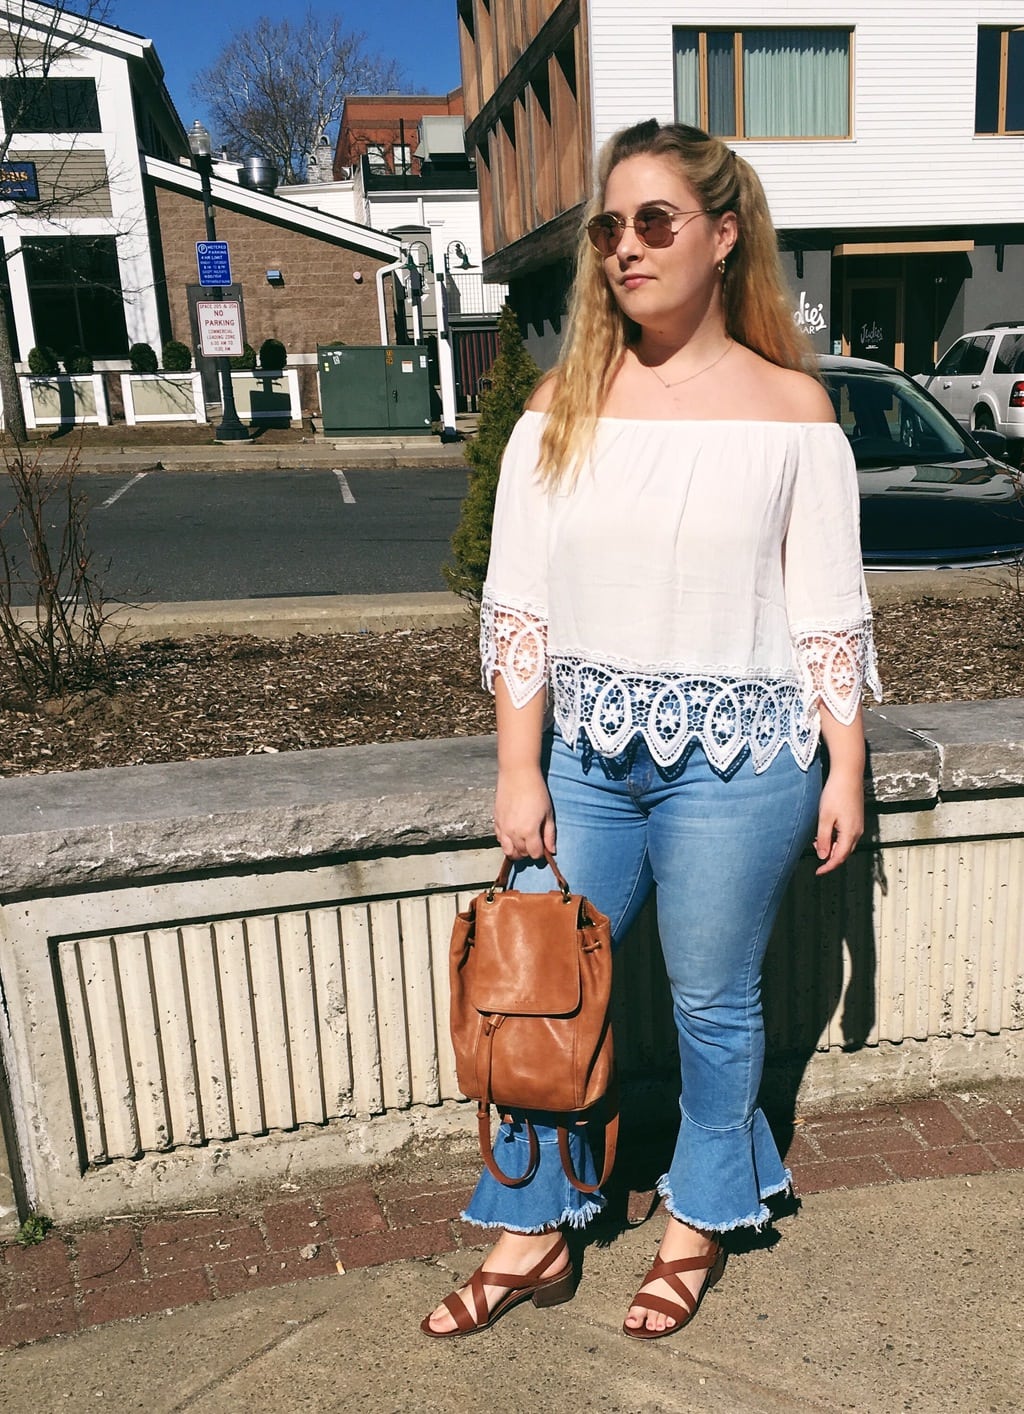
[1,702,1022,1233]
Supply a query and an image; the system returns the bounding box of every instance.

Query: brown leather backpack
[449,851,618,1192]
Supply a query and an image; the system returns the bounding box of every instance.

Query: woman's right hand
[494,764,556,860]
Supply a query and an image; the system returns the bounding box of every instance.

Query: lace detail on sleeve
[792,619,883,725]
[480,589,548,708]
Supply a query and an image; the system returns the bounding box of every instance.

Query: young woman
[422,119,880,1341]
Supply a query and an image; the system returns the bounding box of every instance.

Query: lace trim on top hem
[552,659,818,776]
[480,595,880,772]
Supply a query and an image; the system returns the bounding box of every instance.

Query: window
[0,77,101,133]
[23,237,128,358]
[392,144,412,173]
[976,28,1024,134]
[365,144,387,170]
[958,335,993,376]
[995,333,1024,374]
[934,335,992,377]
[674,28,850,138]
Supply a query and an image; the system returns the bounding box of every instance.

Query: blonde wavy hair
[538,119,816,484]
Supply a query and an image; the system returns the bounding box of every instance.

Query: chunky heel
[532,1266,576,1307]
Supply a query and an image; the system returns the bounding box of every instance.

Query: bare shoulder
[525,372,557,413]
[764,361,835,423]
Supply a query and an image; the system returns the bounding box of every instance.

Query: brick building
[0,3,410,422]
[335,90,464,178]
[145,158,402,412]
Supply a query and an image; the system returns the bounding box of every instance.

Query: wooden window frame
[977,26,1024,136]
[676,26,852,142]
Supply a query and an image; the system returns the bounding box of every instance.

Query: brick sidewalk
[2,1085,1021,1352]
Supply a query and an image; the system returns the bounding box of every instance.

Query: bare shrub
[0,442,117,700]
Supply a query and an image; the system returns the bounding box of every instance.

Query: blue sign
[0,161,39,201]
[196,240,232,287]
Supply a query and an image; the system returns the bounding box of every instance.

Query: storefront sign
[0,161,39,200]
[793,290,827,336]
[196,300,244,357]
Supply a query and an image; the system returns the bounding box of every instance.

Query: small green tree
[444,304,541,603]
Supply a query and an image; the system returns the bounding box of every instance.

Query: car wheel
[973,406,995,432]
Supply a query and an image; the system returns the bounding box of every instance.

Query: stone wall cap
[0,709,1011,895]
[872,699,1024,792]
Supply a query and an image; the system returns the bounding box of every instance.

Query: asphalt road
[0,466,470,603]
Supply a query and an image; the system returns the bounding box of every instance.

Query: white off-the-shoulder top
[480,412,881,776]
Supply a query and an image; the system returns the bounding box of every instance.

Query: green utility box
[317,343,433,436]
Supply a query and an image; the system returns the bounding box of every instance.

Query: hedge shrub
[258,338,287,371]
[162,340,192,372]
[128,342,159,374]
[26,346,60,376]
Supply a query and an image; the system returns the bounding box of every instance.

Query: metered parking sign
[196,240,231,287]
[197,300,244,357]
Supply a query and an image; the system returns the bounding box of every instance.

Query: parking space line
[333,470,356,503]
[99,472,148,509]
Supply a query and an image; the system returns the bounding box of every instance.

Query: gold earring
[717,258,727,275]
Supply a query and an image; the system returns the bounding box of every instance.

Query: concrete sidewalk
[14,433,470,474]
[1,1086,1021,1412]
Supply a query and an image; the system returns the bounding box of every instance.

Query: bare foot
[624,1218,719,1335]
[423,1229,569,1335]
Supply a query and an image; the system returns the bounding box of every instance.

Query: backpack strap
[477,1102,541,1187]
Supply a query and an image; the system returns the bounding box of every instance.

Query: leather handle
[490,848,571,901]
[557,1109,619,1194]
[477,1103,540,1187]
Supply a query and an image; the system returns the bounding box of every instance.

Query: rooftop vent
[240,154,278,195]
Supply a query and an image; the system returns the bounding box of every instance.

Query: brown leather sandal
[622,1241,725,1340]
[420,1234,575,1338]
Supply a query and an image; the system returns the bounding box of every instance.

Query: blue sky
[112,0,463,135]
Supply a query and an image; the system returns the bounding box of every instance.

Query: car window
[956,335,994,376]
[994,332,1024,374]
[826,370,974,464]
[934,339,969,376]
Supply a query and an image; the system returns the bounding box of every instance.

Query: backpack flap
[467,890,583,1016]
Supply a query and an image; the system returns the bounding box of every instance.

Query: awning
[833,240,975,255]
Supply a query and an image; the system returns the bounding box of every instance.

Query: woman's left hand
[814,767,864,875]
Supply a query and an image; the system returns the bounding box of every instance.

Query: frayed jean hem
[655,1169,793,1235]
[459,1196,605,1234]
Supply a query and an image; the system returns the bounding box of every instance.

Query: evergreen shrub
[162,341,192,371]
[259,337,287,370]
[128,342,159,374]
[26,346,60,376]
[229,343,257,371]
[444,304,541,603]
[64,348,94,375]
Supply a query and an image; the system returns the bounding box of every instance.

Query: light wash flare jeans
[462,731,821,1236]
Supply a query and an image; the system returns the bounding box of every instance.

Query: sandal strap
[445,1235,569,1332]
[646,1247,719,1278]
[441,1287,478,1332]
[631,1289,696,1322]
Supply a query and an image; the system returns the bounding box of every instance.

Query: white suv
[917,324,1024,462]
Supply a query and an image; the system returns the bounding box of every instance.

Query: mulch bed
[1,592,1022,777]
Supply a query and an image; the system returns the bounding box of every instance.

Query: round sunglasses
[586,205,711,257]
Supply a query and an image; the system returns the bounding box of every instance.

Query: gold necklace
[639,340,734,389]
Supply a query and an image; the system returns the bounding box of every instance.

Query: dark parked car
[821,355,1024,569]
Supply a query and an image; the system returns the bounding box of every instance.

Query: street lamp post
[436,241,471,444]
[404,241,431,345]
[188,120,248,442]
